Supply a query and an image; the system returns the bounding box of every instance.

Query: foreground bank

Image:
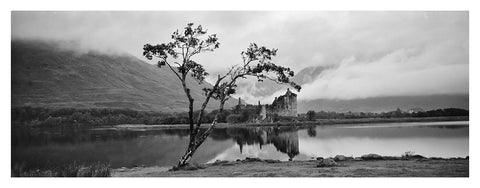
[113,156,469,177]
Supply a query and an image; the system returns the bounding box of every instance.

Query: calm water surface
[12,121,469,169]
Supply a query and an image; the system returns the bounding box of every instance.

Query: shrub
[402,151,415,158]
[226,114,243,123]
[306,110,316,121]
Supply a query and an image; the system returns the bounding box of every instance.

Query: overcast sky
[12,11,469,103]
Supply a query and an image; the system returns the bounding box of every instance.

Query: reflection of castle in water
[227,127,299,160]
[269,131,299,159]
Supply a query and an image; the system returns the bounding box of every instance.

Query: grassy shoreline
[112,155,469,177]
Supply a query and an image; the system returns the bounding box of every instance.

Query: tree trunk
[177,119,218,167]
[176,101,225,168]
[177,146,195,167]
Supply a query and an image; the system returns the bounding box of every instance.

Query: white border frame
[1,0,477,188]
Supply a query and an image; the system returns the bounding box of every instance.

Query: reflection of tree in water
[430,125,468,129]
[12,127,193,147]
[307,127,317,137]
[224,127,299,160]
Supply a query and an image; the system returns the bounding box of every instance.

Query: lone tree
[143,23,301,168]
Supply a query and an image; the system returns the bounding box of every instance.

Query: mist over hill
[11,40,236,112]
[233,63,468,113]
[11,40,469,114]
[288,65,469,113]
[292,65,468,113]
[233,65,325,102]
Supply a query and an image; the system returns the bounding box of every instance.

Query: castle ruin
[267,88,297,117]
[236,88,298,122]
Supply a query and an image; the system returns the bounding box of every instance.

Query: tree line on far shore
[304,108,469,121]
[12,106,468,127]
[12,107,230,127]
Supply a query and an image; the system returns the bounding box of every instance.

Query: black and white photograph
[3,0,477,183]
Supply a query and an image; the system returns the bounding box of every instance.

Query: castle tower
[262,88,298,120]
[259,104,267,121]
[286,88,297,117]
[235,97,242,113]
[272,88,297,117]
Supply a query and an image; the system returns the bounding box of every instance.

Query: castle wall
[268,89,297,117]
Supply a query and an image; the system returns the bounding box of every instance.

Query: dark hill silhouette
[11,40,235,112]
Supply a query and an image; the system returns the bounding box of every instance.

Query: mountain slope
[11,40,235,112]
[292,66,325,85]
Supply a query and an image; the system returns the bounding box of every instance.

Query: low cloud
[229,11,469,103]
[299,45,468,101]
[12,11,468,103]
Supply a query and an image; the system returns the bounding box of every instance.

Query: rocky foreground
[113,154,469,177]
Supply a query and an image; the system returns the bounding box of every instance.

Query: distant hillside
[11,40,235,112]
[292,66,325,85]
[297,95,469,113]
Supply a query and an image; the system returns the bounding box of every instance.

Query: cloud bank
[299,42,468,101]
[12,11,468,103]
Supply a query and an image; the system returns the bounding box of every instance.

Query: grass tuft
[12,161,111,177]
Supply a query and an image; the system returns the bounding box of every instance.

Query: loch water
[12,121,469,169]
